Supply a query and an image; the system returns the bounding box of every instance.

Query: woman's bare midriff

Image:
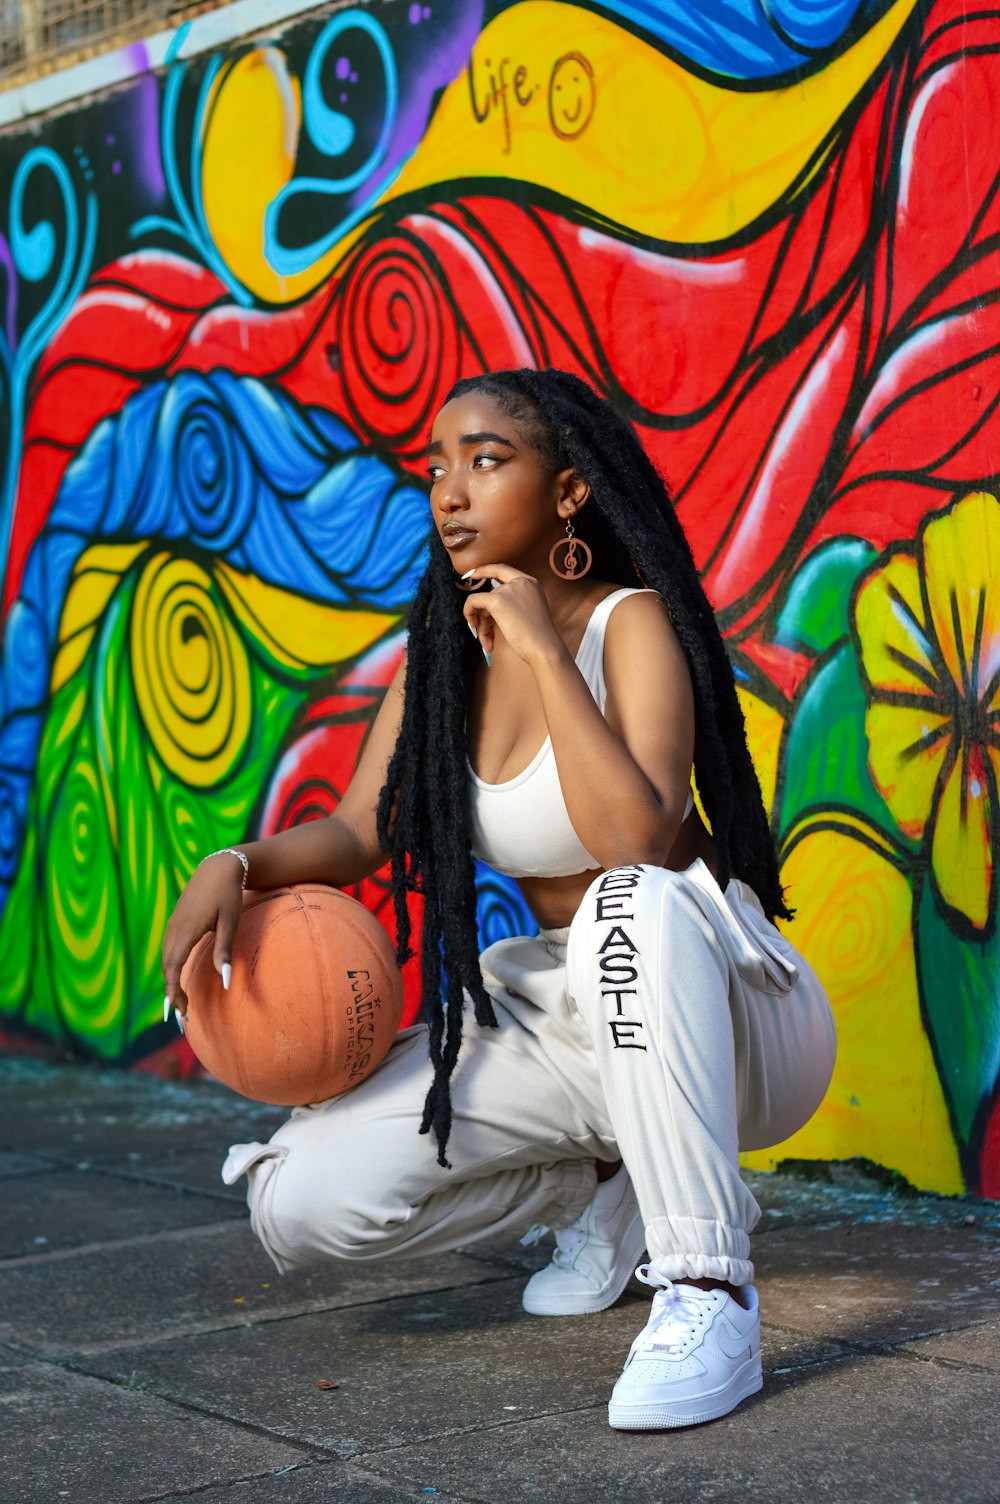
[517,807,718,930]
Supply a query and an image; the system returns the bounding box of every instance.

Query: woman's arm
[465,572,693,869]
[162,656,407,1011]
[533,593,694,868]
[237,656,407,890]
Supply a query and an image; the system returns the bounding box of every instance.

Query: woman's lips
[442,529,478,549]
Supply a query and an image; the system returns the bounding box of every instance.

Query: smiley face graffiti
[466,46,595,151]
[548,50,596,139]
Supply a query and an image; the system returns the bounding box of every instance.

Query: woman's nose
[436,475,469,512]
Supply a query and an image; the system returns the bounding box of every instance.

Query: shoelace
[519,1223,550,1248]
[632,1265,710,1355]
[519,1223,586,1268]
[551,1228,585,1267]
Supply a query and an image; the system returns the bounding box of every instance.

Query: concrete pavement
[1,1055,998,1504]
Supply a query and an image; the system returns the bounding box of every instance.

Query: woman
[162,368,835,1431]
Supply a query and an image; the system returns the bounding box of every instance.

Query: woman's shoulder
[601,587,686,683]
[597,585,668,630]
[582,581,663,614]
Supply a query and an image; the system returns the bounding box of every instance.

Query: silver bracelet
[199,847,249,889]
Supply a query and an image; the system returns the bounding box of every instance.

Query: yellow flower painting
[854,492,1000,936]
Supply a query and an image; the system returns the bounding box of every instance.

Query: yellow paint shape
[741,823,965,1194]
[130,554,253,789]
[214,561,398,673]
[201,50,305,304]
[737,685,783,819]
[206,2,917,300]
[373,0,918,247]
[691,687,783,831]
[51,542,147,693]
[52,544,396,789]
[130,550,396,787]
[781,808,898,864]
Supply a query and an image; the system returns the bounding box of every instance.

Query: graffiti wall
[0,0,997,1195]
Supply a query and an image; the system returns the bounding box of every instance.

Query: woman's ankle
[679,1276,750,1310]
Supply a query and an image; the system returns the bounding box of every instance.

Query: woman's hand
[161,853,246,1018]
[462,564,567,666]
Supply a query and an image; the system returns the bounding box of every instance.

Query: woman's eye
[427,465,444,482]
[473,454,502,469]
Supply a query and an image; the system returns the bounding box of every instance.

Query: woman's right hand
[161,853,247,1017]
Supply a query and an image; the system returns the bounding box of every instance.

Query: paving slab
[757,1322,849,1374]
[453,1230,547,1275]
[1,1166,243,1258]
[0,1056,156,1111]
[146,1459,470,1502]
[81,1279,636,1456]
[0,1056,286,1161]
[0,1149,59,1178]
[0,1093,286,1162]
[79,1278,852,1461]
[4,1057,1000,1504]
[0,1340,31,1370]
[0,1221,518,1359]
[356,1349,1000,1504]
[0,1361,307,1504]
[753,1220,1000,1347]
[745,1165,1000,1233]
[86,1144,248,1202]
[901,1318,1000,1371]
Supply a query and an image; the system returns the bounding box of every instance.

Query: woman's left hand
[461,564,566,666]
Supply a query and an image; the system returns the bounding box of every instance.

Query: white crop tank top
[468,587,695,879]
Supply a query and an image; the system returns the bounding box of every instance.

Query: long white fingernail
[163,995,171,1023]
[461,567,477,579]
[489,579,501,589]
[222,962,231,991]
[467,622,478,640]
[174,1009,185,1035]
[482,648,492,668]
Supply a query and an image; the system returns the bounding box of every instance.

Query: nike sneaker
[608,1267,762,1429]
[521,1165,646,1317]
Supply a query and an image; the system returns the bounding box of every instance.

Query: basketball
[179,884,404,1105]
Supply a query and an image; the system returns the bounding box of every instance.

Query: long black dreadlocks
[376,368,790,1167]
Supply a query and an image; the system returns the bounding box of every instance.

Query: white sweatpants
[223,861,836,1286]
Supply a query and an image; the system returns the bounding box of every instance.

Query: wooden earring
[549,520,593,580]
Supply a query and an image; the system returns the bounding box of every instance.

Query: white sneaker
[520,1166,647,1316]
[608,1267,762,1429]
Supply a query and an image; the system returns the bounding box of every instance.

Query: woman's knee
[227,1108,414,1271]
[737,965,837,1150]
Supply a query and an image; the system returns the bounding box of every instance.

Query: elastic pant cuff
[645,1213,755,1288]
[645,1251,756,1287]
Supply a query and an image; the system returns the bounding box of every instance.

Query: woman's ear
[555,468,591,517]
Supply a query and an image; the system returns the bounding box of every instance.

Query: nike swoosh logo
[716,1317,755,1361]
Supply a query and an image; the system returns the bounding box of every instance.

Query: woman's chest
[466,656,552,786]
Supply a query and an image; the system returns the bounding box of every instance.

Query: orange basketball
[180,884,404,1105]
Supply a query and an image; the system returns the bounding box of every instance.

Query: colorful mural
[1,0,998,1195]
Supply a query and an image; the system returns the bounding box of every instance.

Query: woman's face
[426,392,582,577]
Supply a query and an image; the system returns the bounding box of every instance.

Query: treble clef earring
[549,518,593,580]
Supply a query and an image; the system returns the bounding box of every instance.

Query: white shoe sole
[607,1358,763,1430]
[521,1212,647,1317]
